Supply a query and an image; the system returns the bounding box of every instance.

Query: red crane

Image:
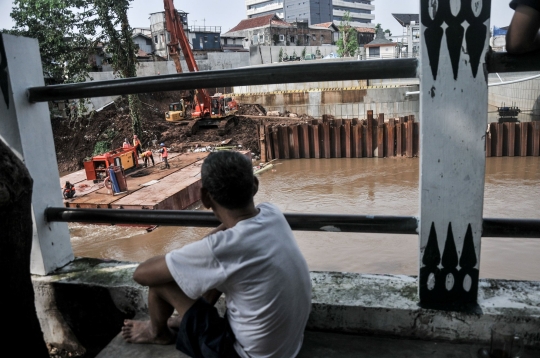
[163,0,238,135]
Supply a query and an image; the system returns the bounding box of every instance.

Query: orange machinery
[162,0,238,135]
[83,147,138,181]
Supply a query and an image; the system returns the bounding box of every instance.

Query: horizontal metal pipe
[486,49,540,74]
[28,59,418,102]
[45,208,540,238]
[45,207,418,234]
[482,218,540,238]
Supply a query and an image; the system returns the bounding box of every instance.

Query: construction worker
[133,135,142,155]
[122,138,131,149]
[159,143,170,169]
[142,150,155,167]
[63,181,75,199]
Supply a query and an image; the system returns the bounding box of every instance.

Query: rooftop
[392,13,420,27]
[226,14,291,33]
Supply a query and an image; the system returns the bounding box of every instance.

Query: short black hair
[201,151,254,210]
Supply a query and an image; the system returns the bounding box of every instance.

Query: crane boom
[163,0,210,117]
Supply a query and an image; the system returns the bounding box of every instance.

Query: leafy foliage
[7,0,98,83]
[93,0,143,136]
[337,12,359,57]
[7,0,143,136]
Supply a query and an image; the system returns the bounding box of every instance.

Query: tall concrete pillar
[418,0,490,310]
[0,34,73,275]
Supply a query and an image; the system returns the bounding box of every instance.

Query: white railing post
[418,0,491,310]
[0,33,73,275]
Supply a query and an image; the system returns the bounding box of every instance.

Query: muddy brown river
[70,157,540,281]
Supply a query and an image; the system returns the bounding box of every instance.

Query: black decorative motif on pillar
[0,35,9,109]
[440,224,459,303]
[421,0,445,80]
[465,0,490,79]
[457,224,479,302]
[419,222,442,302]
[421,0,491,81]
[419,222,481,312]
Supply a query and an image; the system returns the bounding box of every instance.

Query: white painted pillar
[418,0,490,310]
[0,34,73,275]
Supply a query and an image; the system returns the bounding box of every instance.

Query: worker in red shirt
[123,138,131,149]
[142,150,155,167]
[159,143,170,169]
[133,135,142,155]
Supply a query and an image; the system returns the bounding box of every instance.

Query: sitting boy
[122,151,312,358]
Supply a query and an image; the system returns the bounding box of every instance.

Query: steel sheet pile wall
[485,121,540,157]
[260,110,420,160]
[261,114,540,160]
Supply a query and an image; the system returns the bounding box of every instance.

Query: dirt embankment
[52,92,270,174]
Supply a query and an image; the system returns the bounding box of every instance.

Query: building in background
[364,28,397,59]
[332,0,374,27]
[150,10,222,59]
[245,0,374,27]
[392,14,420,58]
[223,14,333,49]
[246,0,285,19]
[284,0,332,25]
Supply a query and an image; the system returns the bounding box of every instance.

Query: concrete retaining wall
[32,259,540,356]
[235,86,420,119]
[250,45,343,65]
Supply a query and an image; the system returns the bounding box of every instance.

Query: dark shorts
[176,298,241,358]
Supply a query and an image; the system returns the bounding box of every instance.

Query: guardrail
[26,50,540,103]
[44,208,540,238]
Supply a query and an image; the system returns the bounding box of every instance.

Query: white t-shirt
[165,202,312,358]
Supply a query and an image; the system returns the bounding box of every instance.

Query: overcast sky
[1,0,514,36]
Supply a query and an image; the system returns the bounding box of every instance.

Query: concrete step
[97,330,539,358]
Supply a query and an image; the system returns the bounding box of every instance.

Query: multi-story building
[246,0,284,19]
[245,0,375,28]
[284,0,332,25]
[332,0,375,27]
[150,11,222,59]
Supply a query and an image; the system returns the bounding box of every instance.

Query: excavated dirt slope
[52,92,270,174]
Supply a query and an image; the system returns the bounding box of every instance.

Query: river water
[70,157,540,281]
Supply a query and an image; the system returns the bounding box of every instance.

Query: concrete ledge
[308,272,540,347]
[31,259,540,356]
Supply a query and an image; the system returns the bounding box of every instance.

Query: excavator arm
[163,0,210,116]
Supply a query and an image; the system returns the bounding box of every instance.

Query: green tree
[7,0,143,137]
[336,11,359,57]
[93,0,143,137]
[7,0,97,83]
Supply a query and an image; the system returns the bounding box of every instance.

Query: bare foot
[121,320,174,345]
[167,315,182,331]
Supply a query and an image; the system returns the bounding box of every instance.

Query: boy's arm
[133,224,226,287]
[133,255,173,287]
[507,4,540,54]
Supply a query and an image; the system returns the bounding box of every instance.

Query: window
[279,34,285,42]
[204,36,208,43]
[312,34,316,41]
[154,35,158,44]
[369,47,380,57]
[259,34,264,42]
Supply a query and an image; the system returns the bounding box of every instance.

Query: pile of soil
[52,94,266,174]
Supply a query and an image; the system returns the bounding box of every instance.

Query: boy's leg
[122,281,196,344]
[151,155,155,166]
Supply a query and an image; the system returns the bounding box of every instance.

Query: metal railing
[28,49,540,238]
[45,208,540,238]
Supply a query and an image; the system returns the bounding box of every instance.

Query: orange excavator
[163,0,238,135]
